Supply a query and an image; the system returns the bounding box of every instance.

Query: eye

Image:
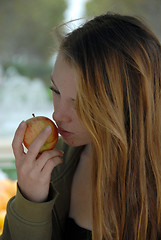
[49,86,60,95]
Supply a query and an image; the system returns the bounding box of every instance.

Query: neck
[82,143,92,158]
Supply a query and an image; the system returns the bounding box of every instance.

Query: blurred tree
[85,0,161,40]
[0,0,67,65]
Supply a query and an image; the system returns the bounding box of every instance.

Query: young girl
[1,12,161,240]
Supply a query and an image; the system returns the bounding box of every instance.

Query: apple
[23,114,58,153]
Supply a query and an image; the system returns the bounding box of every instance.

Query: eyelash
[49,86,60,95]
[49,86,76,109]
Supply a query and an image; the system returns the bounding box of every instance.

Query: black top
[64,218,161,240]
[64,218,92,240]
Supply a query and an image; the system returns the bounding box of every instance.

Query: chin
[62,136,88,147]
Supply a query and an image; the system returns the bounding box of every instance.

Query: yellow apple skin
[23,116,58,153]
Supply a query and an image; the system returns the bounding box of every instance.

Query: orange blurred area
[0,178,17,234]
[0,210,6,234]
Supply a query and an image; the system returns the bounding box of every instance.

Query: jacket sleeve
[0,138,80,240]
[0,183,59,240]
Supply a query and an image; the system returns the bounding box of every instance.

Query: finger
[26,126,53,160]
[35,149,64,171]
[41,156,63,179]
[12,121,27,159]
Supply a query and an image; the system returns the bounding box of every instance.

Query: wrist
[9,183,59,222]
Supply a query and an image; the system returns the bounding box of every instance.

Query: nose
[52,104,72,124]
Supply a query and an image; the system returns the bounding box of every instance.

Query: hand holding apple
[23,114,58,153]
[12,116,63,202]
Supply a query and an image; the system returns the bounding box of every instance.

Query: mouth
[57,126,73,138]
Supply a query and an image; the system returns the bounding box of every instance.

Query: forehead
[51,54,77,98]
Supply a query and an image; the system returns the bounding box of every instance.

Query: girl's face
[51,54,92,146]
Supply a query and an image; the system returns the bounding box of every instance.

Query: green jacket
[0,138,84,240]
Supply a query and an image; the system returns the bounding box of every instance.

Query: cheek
[52,94,59,110]
[74,117,88,134]
[74,117,92,142]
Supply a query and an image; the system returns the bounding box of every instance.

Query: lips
[57,126,73,138]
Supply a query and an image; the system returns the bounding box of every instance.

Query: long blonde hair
[59,13,161,239]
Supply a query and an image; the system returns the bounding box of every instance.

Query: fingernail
[45,126,52,132]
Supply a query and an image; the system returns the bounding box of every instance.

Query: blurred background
[0,0,161,180]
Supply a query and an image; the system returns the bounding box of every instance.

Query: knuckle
[52,157,62,166]
[50,149,63,158]
[42,151,51,159]
[27,145,35,154]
